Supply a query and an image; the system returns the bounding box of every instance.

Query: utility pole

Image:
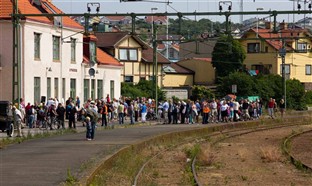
[152,21,158,115]
[12,0,21,106]
[279,39,287,110]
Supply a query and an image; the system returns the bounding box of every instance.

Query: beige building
[240,22,312,89]
[95,32,170,87]
[162,63,194,99]
[177,58,216,86]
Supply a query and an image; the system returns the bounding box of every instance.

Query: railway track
[132,119,312,185]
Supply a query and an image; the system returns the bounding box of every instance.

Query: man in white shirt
[12,106,23,137]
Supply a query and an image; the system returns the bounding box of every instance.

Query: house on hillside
[102,16,132,26]
[179,40,217,60]
[240,21,312,90]
[83,35,123,101]
[94,32,170,87]
[162,63,194,99]
[145,15,168,25]
[0,0,84,104]
[159,43,180,62]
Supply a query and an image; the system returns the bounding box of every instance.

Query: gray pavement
[0,120,206,186]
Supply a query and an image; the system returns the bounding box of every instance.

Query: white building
[0,0,122,104]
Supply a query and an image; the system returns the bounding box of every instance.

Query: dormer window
[296,42,307,53]
[119,48,138,61]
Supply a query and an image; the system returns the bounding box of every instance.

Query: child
[85,117,92,141]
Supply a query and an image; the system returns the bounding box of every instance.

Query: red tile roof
[96,48,123,66]
[95,32,147,49]
[246,28,308,51]
[83,48,123,67]
[142,45,170,64]
[145,15,167,24]
[178,57,212,63]
[0,0,83,29]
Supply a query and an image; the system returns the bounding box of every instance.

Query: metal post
[131,13,136,34]
[279,39,287,110]
[12,0,21,106]
[152,22,158,115]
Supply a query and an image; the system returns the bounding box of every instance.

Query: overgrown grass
[260,146,282,162]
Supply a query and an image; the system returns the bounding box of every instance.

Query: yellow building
[162,63,194,99]
[240,22,312,89]
[177,58,216,85]
[95,32,170,87]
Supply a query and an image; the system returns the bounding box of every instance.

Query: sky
[53,0,310,23]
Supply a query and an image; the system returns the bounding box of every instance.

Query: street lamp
[219,1,232,12]
[256,8,263,38]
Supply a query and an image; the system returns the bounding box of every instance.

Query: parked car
[0,101,14,136]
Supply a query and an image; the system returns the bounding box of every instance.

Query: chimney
[265,22,273,29]
[280,21,288,30]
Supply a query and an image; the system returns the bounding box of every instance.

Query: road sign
[89,68,95,76]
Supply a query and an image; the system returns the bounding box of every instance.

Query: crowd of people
[10,95,286,139]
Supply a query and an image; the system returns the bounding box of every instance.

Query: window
[34,33,41,59]
[54,78,59,99]
[140,77,146,81]
[306,65,311,75]
[53,36,60,60]
[119,48,138,61]
[34,77,40,103]
[296,42,307,53]
[125,76,134,83]
[89,41,96,64]
[70,79,76,99]
[91,79,95,100]
[149,76,155,81]
[251,65,271,75]
[110,80,115,100]
[280,64,290,75]
[47,78,51,99]
[247,43,260,53]
[71,38,76,63]
[169,48,174,58]
[84,79,89,101]
[97,80,103,99]
[62,78,65,100]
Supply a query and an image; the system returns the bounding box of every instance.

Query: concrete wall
[163,88,189,100]
[163,74,193,87]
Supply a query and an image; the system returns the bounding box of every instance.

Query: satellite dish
[89,68,95,76]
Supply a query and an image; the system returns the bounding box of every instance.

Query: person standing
[268,98,275,119]
[56,103,66,129]
[12,106,23,137]
[279,99,286,118]
[68,103,77,129]
[85,117,92,141]
[162,100,169,124]
[128,101,134,124]
[118,101,124,124]
[86,105,98,140]
[101,103,108,127]
[141,103,147,123]
[168,100,173,124]
[134,101,139,122]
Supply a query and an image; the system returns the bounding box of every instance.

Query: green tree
[212,35,246,77]
[216,72,255,97]
[191,85,215,101]
[286,79,306,110]
[121,80,166,101]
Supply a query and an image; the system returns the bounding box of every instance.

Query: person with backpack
[27,105,35,129]
[85,104,98,140]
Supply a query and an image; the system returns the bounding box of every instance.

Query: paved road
[0,122,206,186]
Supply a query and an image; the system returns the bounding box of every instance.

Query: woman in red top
[267,98,275,119]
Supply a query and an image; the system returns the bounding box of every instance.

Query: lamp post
[256,8,263,38]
